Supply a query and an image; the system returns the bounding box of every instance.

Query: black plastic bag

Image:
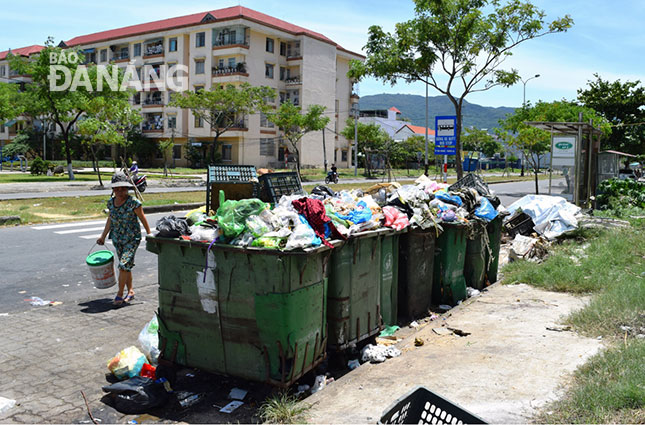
[155,215,190,238]
[102,376,169,414]
[311,185,335,198]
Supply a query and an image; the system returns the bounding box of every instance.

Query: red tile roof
[0,45,45,61]
[63,6,360,57]
[389,106,401,113]
[404,124,436,136]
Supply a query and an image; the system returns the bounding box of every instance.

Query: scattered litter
[379,325,400,337]
[447,327,471,337]
[228,388,247,400]
[219,400,244,413]
[0,313,8,317]
[428,313,439,321]
[102,376,169,414]
[138,316,160,365]
[296,384,310,396]
[177,392,203,408]
[375,335,399,346]
[18,291,26,294]
[33,203,41,207]
[347,359,360,370]
[107,346,148,380]
[546,325,572,332]
[0,397,16,414]
[128,421,137,424]
[62,284,70,287]
[433,327,452,336]
[26,297,51,306]
[185,372,195,378]
[50,301,63,306]
[438,304,452,312]
[311,375,332,393]
[510,234,549,262]
[414,337,424,346]
[506,195,581,239]
[361,344,401,363]
[466,287,481,297]
[409,321,419,328]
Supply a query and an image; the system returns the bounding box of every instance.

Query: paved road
[0,211,188,314]
[492,177,568,206]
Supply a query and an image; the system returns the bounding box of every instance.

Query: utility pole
[322,127,327,173]
[424,82,429,176]
[520,74,540,177]
[353,104,358,177]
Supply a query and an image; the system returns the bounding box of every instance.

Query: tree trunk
[534,169,539,194]
[455,105,464,179]
[63,129,75,180]
[91,146,103,187]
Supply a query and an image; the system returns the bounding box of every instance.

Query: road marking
[56,226,106,235]
[32,220,105,230]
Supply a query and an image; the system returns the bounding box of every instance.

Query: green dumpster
[398,228,436,319]
[433,222,469,305]
[145,236,329,387]
[328,229,392,349]
[380,230,401,326]
[484,214,505,284]
[464,220,488,290]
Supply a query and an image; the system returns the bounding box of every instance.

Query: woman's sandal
[113,296,124,306]
[124,293,135,303]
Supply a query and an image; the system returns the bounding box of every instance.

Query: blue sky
[2,0,644,108]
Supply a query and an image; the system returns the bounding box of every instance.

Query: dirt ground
[303,282,603,423]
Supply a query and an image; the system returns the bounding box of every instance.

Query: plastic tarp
[506,195,581,239]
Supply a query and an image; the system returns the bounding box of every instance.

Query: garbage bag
[474,197,498,222]
[434,191,463,207]
[216,198,268,239]
[382,206,410,230]
[311,185,335,198]
[285,215,322,250]
[155,215,190,238]
[102,376,169,414]
[138,316,160,365]
[189,225,219,242]
[107,346,149,380]
[335,200,372,224]
[251,236,287,249]
[245,215,273,237]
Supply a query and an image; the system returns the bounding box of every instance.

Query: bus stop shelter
[525,118,604,206]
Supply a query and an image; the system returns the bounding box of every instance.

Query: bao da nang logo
[47,51,188,92]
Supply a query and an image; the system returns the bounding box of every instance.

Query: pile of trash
[155,173,504,251]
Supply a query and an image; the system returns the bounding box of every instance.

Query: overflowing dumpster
[434,222,469,305]
[464,220,488,290]
[146,236,330,387]
[397,228,436,319]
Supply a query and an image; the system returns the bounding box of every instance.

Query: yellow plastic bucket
[86,247,117,289]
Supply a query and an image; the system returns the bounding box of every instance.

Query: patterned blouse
[107,196,142,245]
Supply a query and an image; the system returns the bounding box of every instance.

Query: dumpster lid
[86,250,114,266]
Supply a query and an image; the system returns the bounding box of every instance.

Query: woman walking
[97,172,151,305]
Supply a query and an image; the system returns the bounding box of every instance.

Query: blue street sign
[434,115,457,155]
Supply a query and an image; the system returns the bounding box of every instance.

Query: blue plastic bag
[474,197,498,222]
[435,191,463,207]
[336,200,372,224]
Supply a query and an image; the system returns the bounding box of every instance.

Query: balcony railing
[213,37,250,48]
[212,63,247,76]
[143,98,163,105]
[285,76,301,85]
[142,118,164,131]
[143,43,163,57]
[115,52,130,61]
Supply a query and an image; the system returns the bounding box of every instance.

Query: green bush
[30,157,52,175]
[597,178,645,210]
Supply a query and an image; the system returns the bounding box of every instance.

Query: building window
[265,63,274,79]
[133,43,141,57]
[335,99,339,114]
[194,85,204,92]
[169,38,177,52]
[266,37,274,53]
[280,67,286,81]
[196,32,205,47]
[194,114,204,128]
[168,116,176,129]
[195,59,205,74]
[0,66,5,77]
[100,49,107,62]
[280,42,286,56]
[260,113,274,128]
[222,144,232,161]
[228,57,236,68]
[342,150,348,162]
[260,138,275,156]
[173,144,182,159]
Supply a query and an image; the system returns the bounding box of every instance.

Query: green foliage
[29,156,52,175]
[578,74,645,155]
[340,117,391,174]
[461,127,501,157]
[183,144,203,169]
[258,392,310,424]
[129,129,157,167]
[350,0,573,177]
[389,135,431,167]
[0,82,23,122]
[596,178,645,210]
[3,135,30,157]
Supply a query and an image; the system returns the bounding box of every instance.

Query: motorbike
[131,173,147,193]
[325,171,339,184]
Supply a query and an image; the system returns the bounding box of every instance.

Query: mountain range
[358,93,518,131]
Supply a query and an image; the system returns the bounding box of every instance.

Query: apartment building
[0,6,363,168]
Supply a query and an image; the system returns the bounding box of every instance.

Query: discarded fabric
[361,344,401,363]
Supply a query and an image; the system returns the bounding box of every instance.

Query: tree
[498,100,610,193]
[158,139,174,177]
[461,127,501,166]
[171,83,274,164]
[340,118,391,177]
[577,74,645,155]
[0,82,23,122]
[9,37,131,180]
[389,135,429,172]
[77,97,142,186]
[267,102,330,178]
[349,0,573,179]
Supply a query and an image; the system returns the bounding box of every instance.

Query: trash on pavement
[107,346,149,380]
[219,400,244,413]
[546,325,572,332]
[102,376,169,414]
[409,321,419,328]
[466,287,481,298]
[139,363,156,379]
[447,327,471,337]
[379,325,400,337]
[509,234,549,262]
[176,391,204,408]
[138,316,159,365]
[311,375,334,394]
[414,337,424,346]
[506,195,581,239]
[347,359,360,370]
[361,344,402,363]
[228,388,247,400]
[26,296,51,306]
[438,304,453,312]
[433,327,453,336]
[375,336,399,346]
[0,397,16,414]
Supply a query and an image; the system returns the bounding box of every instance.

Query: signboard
[552,135,576,167]
[434,115,457,155]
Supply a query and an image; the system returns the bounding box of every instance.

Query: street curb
[143,202,204,214]
[0,215,21,225]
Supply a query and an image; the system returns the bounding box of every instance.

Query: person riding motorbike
[325,164,339,184]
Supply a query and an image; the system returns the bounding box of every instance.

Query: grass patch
[501,218,645,422]
[258,392,309,424]
[0,172,114,183]
[0,191,205,225]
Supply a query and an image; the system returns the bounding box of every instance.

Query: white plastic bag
[138,316,160,365]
